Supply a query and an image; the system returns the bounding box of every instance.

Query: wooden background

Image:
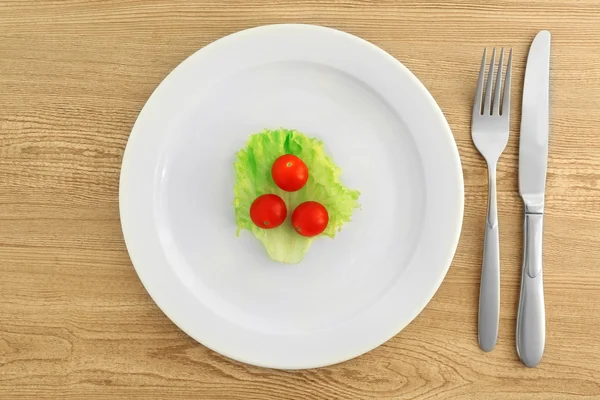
[1,1,599,399]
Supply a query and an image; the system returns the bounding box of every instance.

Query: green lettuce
[233,128,360,264]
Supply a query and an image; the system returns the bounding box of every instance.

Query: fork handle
[478,166,500,352]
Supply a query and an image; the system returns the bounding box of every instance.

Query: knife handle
[516,212,546,367]
[478,166,500,352]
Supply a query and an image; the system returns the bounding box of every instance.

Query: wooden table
[1,1,599,399]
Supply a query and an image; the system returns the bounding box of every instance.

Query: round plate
[120,24,463,369]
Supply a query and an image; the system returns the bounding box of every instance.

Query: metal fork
[472,47,512,352]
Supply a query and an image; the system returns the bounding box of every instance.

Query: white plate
[120,24,463,369]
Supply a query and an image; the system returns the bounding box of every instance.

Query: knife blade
[517,30,551,368]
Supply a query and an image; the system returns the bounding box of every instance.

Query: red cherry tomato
[271,154,308,192]
[291,201,329,237]
[250,194,287,229]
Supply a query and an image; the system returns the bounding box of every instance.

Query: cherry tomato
[271,154,308,192]
[250,194,287,229]
[291,201,329,237]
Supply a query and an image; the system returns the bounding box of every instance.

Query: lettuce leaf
[233,128,360,263]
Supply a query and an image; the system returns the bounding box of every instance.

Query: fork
[472,47,512,352]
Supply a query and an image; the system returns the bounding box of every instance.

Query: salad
[233,128,360,264]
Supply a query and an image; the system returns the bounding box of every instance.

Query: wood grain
[1,1,600,399]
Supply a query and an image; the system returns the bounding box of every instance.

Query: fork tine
[492,48,505,115]
[502,48,513,116]
[483,48,496,115]
[473,48,487,115]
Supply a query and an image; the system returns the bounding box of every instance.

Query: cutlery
[472,47,513,352]
[517,30,551,368]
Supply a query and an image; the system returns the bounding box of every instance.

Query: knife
[517,30,551,368]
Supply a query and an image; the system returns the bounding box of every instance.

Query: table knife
[517,30,551,368]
